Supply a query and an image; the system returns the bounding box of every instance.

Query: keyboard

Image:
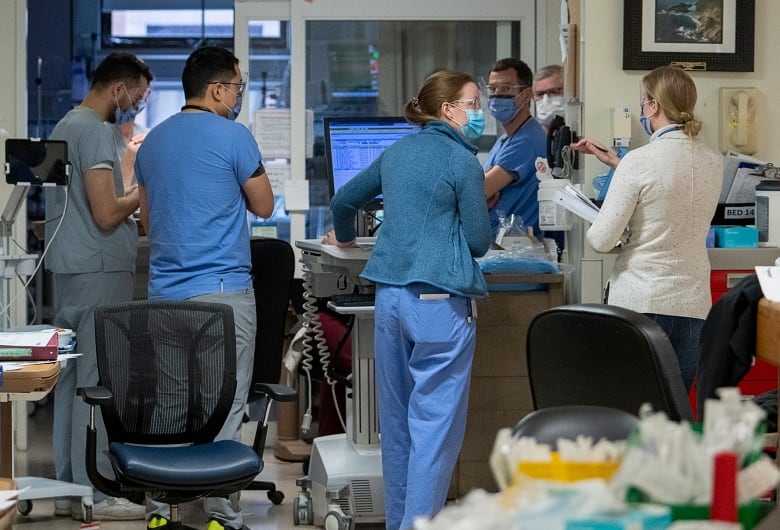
[330,293,376,307]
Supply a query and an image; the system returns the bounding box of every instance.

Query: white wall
[580,0,780,186]
[0,0,29,327]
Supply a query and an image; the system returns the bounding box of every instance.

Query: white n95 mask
[535,95,566,125]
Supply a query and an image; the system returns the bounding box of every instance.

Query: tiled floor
[10,398,325,530]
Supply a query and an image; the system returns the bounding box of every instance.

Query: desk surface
[0,362,59,395]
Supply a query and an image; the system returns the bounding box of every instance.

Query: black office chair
[526,303,694,422]
[246,237,298,504]
[512,405,639,445]
[78,300,264,528]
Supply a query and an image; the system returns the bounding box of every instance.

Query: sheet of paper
[755,266,780,302]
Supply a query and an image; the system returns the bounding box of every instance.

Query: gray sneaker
[75,496,146,521]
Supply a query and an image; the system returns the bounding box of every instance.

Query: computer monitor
[323,116,420,210]
[5,138,69,186]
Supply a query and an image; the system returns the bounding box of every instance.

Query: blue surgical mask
[488,96,519,123]
[222,98,243,121]
[639,99,654,136]
[221,86,243,121]
[460,109,485,140]
[114,86,148,125]
[114,104,139,125]
[639,115,653,136]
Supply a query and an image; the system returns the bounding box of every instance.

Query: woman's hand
[570,138,620,169]
[321,230,357,248]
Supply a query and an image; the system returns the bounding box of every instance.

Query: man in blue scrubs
[135,46,274,530]
[483,57,547,238]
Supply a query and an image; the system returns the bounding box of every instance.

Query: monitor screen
[5,139,69,186]
[323,116,420,209]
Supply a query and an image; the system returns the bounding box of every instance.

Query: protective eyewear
[533,86,564,99]
[485,84,527,96]
[209,73,247,98]
[135,87,152,112]
[449,97,481,110]
[125,85,152,112]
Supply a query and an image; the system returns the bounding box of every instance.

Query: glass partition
[301,20,518,238]
[235,0,539,245]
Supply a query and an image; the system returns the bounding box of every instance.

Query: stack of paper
[553,184,600,223]
[721,152,765,203]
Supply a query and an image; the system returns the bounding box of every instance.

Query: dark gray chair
[246,237,298,504]
[526,303,694,422]
[512,405,639,445]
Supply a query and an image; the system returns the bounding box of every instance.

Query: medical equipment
[294,238,384,529]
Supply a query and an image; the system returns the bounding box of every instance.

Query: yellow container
[515,452,621,483]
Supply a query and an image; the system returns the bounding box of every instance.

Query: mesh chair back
[94,300,237,445]
[526,303,693,421]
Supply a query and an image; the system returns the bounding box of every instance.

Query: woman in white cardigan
[571,65,722,392]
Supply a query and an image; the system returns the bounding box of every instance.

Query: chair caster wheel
[17,499,32,516]
[267,489,284,505]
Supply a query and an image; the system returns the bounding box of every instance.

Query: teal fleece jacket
[331,120,492,298]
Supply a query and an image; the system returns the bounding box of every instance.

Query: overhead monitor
[323,116,420,210]
[5,138,70,186]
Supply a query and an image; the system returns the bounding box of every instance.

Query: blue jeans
[644,313,704,393]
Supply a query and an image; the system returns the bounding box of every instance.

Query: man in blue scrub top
[135,46,274,530]
[483,57,547,238]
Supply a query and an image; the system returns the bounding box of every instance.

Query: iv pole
[0,186,36,331]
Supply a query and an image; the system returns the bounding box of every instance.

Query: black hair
[182,46,240,100]
[490,57,533,88]
[91,53,153,89]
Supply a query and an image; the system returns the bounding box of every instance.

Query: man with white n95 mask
[533,64,565,131]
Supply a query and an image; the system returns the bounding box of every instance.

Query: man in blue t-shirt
[483,57,547,238]
[135,46,274,530]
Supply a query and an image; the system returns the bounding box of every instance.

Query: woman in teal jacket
[323,70,492,529]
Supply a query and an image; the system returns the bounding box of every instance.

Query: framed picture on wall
[623,0,755,72]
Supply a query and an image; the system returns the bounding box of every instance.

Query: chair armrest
[76,386,114,406]
[252,383,297,403]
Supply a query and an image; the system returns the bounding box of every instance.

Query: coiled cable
[299,262,330,435]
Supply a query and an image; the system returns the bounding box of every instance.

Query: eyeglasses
[209,79,246,98]
[449,97,481,110]
[485,84,527,96]
[533,86,564,99]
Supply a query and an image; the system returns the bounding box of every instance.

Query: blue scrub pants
[373,283,476,530]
